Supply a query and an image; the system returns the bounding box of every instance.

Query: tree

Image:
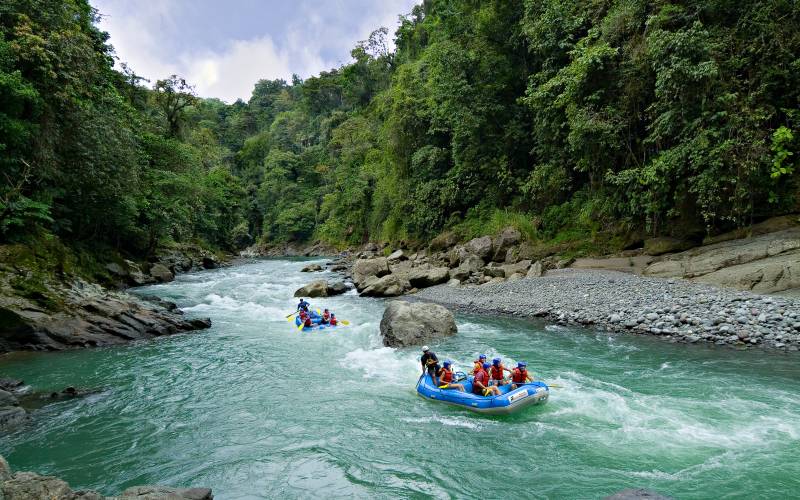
[154,75,197,138]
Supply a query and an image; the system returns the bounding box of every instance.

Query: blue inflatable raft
[293,310,348,331]
[416,373,549,415]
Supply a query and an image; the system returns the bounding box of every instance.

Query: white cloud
[94,0,419,103]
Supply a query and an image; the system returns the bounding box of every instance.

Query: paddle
[285,311,298,319]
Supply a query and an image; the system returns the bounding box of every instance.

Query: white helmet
[422,345,430,352]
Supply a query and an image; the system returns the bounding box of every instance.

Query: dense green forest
[1,0,799,260]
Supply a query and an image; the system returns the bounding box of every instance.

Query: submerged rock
[300,264,323,272]
[380,301,457,347]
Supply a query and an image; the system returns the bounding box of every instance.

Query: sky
[92,0,419,103]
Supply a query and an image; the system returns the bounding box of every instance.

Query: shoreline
[409,269,800,353]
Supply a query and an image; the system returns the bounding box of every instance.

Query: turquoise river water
[1,259,799,499]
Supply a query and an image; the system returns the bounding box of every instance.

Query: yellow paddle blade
[340,320,350,326]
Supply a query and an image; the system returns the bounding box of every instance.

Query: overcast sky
[92,0,419,103]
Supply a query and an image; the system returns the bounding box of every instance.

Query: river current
[1,259,799,499]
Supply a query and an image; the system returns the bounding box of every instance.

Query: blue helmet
[478,354,486,360]
[482,362,491,369]
[443,360,452,368]
[492,357,501,366]
[518,361,527,369]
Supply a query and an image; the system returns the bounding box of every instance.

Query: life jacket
[490,365,504,380]
[440,367,453,383]
[322,312,330,322]
[474,369,488,387]
[512,368,528,383]
[304,317,312,327]
[330,317,338,326]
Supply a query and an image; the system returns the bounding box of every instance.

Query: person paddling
[489,357,512,387]
[510,361,532,389]
[329,313,338,326]
[438,360,465,392]
[473,362,501,397]
[297,298,310,313]
[321,308,331,324]
[420,346,440,385]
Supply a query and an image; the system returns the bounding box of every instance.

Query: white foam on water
[401,415,492,431]
[342,347,419,386]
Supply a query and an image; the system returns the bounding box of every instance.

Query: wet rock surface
[0,455,213,499]
[0,278,211,354]
[413,269,800,351]
[380,300,457,347]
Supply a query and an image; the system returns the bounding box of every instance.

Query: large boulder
[491,227,521,262]
[360,275,409,297]
[148,263,174,283]
[527,260,545,278]
[294,280,329,298]
[1,471,78,499]
[464,236,493,261]
[352,257,390,290]
[380,301,457,347]
[643,236,695,256]
[459,254,484,274]
[501,259,531,278]
[327,281,348,296]
[408,267,450,288]
[300,264,323,272]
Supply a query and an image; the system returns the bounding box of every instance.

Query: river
[1,259,799,499]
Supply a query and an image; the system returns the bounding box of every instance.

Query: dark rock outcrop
[0,279,211,354]
[379,300,457,347]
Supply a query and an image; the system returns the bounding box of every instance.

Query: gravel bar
[412,269,800,352]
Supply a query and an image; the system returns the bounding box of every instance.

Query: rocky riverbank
[413,269,800,351]
[0,454,212,499]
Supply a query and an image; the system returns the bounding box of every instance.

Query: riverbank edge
[0,454,213,499]
[408,269,800,353]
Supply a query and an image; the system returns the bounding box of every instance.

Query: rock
[0,389,19,407]
[379,301,457,347]
[300,264,323,272]
[105,262,126,277]
[0,455,10,481]
[201,256,218,270]
[148,264,174,283]
[0,279,211,353]
[447,279,461,287]
[352,257,390,290]
[459,254,484,274]
[387,249,408,262]
[117,486,214,499]
[491,227,522,262]
[360,275,409,297]
[645,312,659,321]
[0,378,24,392]
[527,261,545,278]
[483,264,505,278]
[1,471,77,499]
[464,236,493,261]
[644,228,800,294]
[501,260,531,278]
[124,261,155,286]
[448,267,471,282]
[429,232,458,252]
[644,236,696,256]
[408,267,450,288]
[0,406,27,428]
[293,280,329,298]
[327,281,348,296]
[603,488,673,500]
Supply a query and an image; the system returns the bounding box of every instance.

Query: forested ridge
[1,0,799,266]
